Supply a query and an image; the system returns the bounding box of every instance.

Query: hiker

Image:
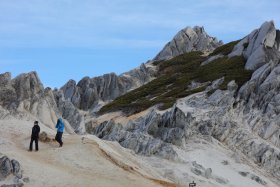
[29,121,40,151]
[55,118,65,147]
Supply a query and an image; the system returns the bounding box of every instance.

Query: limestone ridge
[0,24,222,133]
[57,63,155,111]
[91,21,280,181]
[2,21,279,137]
[53,63,157,133]
[154,26,223,61]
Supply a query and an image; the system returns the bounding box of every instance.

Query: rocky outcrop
[0,63,156,133]
[0,24,222,133]
[58,63,156,111]
[154,26,223,61]
[87,119,178,160]
[229,21,280,70]
[90,20,280,179]
[0,73,17,110]
[0,72,73,133]
[54,89,85,134]
[53,63,157,133]
[90,78,280,179]
[0,153,26,187]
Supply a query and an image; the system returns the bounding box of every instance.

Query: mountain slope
[1,21,280,187]
[0,117,176,187]
[87,21,280,186]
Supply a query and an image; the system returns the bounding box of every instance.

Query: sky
[0,0,279,88]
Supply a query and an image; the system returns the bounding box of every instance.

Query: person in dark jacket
[29,121,40,151]
[55,118,65,147]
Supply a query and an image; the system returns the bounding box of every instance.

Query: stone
[0,156,12,181]
[239,171,249,177]
[221,160,229,165]
[215,176,229,184]
[204,168,212,179]
[0,155,25,186]
[250,174,267,185]
[39,132,51,142]
[11,160,21,178]
[23,177,29,183]
[191,168,202,176]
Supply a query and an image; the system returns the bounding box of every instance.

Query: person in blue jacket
[55,118,65,147]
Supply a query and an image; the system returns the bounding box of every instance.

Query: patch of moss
[99,51,252,115]
[210,40,240,56]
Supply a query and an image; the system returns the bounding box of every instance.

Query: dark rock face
[0,154,25,187]
[10,160,21,179]
[0,156,12,181]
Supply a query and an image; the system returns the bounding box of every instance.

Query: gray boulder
[0,154,24,187]
[0,156,12,181]
[11,160,21,179]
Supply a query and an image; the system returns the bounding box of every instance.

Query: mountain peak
[229,20,278,70]
[153,26,223,61]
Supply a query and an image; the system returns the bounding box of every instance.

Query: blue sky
[0,0,279,88]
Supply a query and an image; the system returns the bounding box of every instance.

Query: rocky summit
[1,21,280,186]
[154,26,223,61]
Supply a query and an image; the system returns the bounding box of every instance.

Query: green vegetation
[210,40,240,56]
[99,49,252,115]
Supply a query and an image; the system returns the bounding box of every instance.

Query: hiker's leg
[29,138,33,151]
[58,132,63,146]
[35,138,39,151]
[55,133,59,142]
[60,132,63,146]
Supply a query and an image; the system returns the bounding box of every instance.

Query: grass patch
[210,40,240,56]
[99,51,252,115]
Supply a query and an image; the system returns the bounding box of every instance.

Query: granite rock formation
[154,26,223,61]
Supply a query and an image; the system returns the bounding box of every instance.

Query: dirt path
[0,119,169,187]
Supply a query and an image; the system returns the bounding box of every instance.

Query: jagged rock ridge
[1,20,280,186]
[90,20,280,183]
[154,26,223,61]
[0,24,223,134]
